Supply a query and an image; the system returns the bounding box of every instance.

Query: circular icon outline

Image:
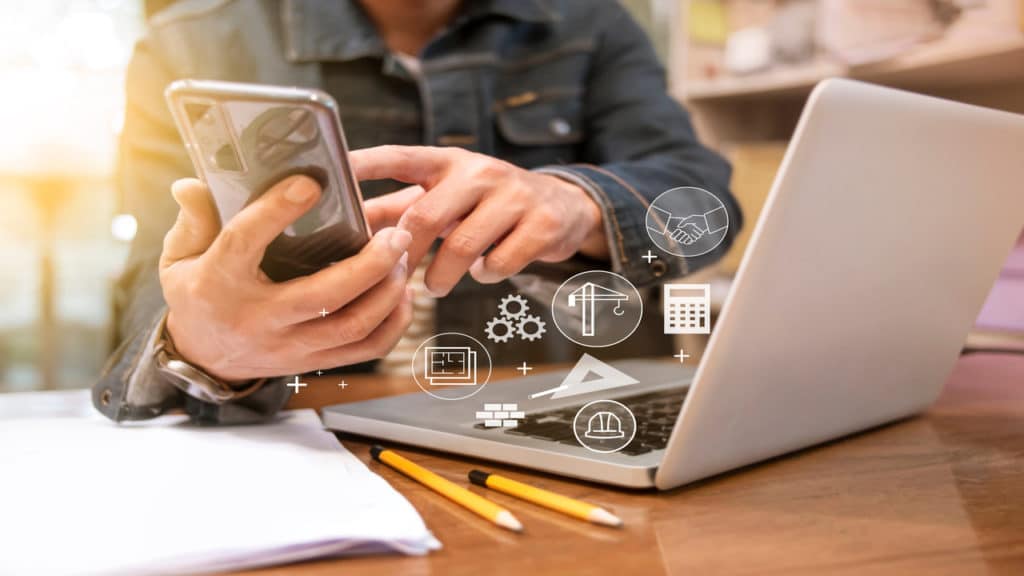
[646,186,730,258]
[572,399,637,454]
[411,332,493,401]
[550,270,643,348]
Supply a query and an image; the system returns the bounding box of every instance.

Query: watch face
[155,344,231,404]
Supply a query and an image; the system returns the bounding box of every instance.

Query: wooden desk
[254,353,1024,575]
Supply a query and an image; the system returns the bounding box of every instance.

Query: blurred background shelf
[680,33,1024,101]
[849,33,1024,90]
[678,57,841,100]
[672,0,1024,145]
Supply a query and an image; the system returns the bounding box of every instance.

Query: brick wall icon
[476,403,525,428]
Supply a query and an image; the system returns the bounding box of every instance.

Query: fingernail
[397,252,409,274]
[468,257,491,283]
[170,182,186,206]
[389,228,412,252]
[425,284,448,298]
[284,177,316,204]
[170,178,203,206]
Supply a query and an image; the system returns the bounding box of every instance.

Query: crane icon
[567,282,629,337]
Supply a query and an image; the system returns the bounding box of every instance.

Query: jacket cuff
[183,380,293,426]
[91,308,291,425]
[92,308,181,422]
[534,164,685,287]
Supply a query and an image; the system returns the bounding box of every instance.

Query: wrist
[165,310,245,387]
[534,170,610,260]
[155,311,266,404]
[574,185,609,260]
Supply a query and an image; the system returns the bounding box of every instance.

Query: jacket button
[549,117,571,137]
[651,260,668,277]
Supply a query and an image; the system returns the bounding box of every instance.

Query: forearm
[529,1,739,285]
[535,150,737,287]
[94,291,293,424]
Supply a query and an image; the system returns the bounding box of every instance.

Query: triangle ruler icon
[528,353,638,400]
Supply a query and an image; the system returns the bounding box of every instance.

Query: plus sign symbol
[673,349,691,364]
[286,376,308,394]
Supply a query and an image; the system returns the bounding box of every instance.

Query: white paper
[0,395,439,575]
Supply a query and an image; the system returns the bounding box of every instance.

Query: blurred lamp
[110,213,137,242]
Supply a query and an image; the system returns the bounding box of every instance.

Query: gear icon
[484,316,516,343]
[498,294,530,320]
[516,314,547,342]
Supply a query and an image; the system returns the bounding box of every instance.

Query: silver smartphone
[165,79,370,281]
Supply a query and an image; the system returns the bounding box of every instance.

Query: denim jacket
[92,0,739,424]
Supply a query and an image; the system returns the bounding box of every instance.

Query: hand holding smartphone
[157,80,412,382]
[165,79,370,281]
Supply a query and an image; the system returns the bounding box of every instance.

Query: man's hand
[160,175,413,382]
[355,146,608,297]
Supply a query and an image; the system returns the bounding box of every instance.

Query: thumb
[363,185,426,232]
[160,178,220,269]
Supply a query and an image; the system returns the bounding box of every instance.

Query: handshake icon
[649,204,729,246]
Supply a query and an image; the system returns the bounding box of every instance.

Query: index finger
[349,145,455,188]
[363,185,426,232]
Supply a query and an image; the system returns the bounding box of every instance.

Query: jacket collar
[281,0,557,63]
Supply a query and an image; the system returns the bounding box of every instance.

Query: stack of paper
[0,397,439,575]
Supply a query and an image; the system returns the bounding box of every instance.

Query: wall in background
[0,0,143,392]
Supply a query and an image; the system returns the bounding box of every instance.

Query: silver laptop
[323,79,1024,490]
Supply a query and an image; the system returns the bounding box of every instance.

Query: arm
[93,36,296,423]
[93,38,413,424]
[535,0,740,286]
[311,3,737,300]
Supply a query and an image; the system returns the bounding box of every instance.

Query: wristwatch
[153,313,266,404]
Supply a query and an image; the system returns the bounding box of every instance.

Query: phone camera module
[184,101,243,173]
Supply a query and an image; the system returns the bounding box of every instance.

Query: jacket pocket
[494,88,585,147]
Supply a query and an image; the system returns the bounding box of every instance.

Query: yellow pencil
[469,470,622,528]
[370,446,523,532]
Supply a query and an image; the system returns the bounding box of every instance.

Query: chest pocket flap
[495,89,585,146]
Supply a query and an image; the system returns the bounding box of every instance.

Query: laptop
[322,79,1024,490]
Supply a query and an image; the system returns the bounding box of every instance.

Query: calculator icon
[663,284,711,334]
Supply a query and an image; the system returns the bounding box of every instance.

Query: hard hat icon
[584,411,625,439]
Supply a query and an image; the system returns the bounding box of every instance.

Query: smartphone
[165,79,370,282]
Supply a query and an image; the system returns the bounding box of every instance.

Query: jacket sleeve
[91,35,290,424]
[536,0,741,287]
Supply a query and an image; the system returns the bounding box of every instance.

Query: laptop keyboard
[473,388,688,456]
